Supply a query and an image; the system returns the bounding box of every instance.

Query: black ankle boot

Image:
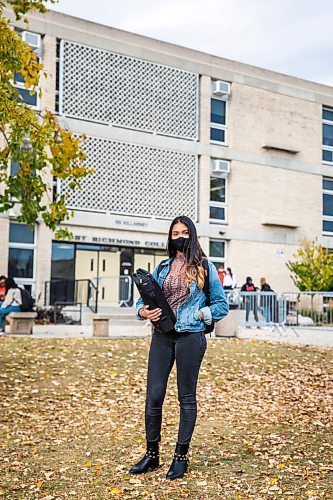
[128,441,160,474]
[166,442,189,480]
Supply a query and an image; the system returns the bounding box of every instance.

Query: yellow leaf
[278,463,285,469]
[110,487,121,496]
[270,477,278,484]
[85,461,92,467]
[36,481,43,488]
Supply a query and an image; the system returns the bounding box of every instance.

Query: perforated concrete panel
[59,41,198,140]
[60,136,197,219]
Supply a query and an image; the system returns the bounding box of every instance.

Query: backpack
[157,258,215,336]
[20,288,34,312]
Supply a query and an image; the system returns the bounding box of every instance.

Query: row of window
[323,177,333,233]
[323,109,333,164]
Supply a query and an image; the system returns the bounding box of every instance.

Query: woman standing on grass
[128,215,229,480]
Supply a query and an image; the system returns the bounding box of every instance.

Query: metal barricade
[225,290,333,335]
[237,291,295,334]
[282,292,333,329]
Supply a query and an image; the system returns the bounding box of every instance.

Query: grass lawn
[0,336,333,499]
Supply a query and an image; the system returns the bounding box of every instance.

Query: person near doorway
[0,278,22,332]
[0,275,6,306]
[217,263,226,285]
[223,267,236,290]
[260,277,275,324]
[129,215,229,480]
[241,276,260,328]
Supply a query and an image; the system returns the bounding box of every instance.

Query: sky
[52,0,333,86]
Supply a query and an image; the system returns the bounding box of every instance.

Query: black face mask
[171,237,188,252]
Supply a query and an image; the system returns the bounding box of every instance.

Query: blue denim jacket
[135,257,229,333]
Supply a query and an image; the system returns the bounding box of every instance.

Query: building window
[323,108,333,164]
[210,80,230,146]
[209,239,226,269]
[210,159,229,223]
[8,222,36,294]
[55,39,60,113]
[13,31,41,109]
[323,178,333,234]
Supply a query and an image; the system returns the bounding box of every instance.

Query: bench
[92,315,110,337]
[6,312,37,335]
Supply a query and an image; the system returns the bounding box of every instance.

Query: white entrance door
[133,253,168,304]
[98,251,121,306]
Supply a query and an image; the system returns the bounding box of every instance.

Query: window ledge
[262,143,299,154]
[210,141,228,147]
[262,219,299,229]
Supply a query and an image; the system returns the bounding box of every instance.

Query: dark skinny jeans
[145,328,207,446]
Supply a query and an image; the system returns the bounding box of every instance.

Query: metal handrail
[44,278,98,313]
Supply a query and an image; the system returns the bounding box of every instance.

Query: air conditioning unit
[21,31,42,51]
[211,159,230,175]
[212,80,231,97]
[7,203,21,217]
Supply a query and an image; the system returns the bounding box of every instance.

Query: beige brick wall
[40,34,56,111]
[198,156,210,225]
[0,219,9,277]
[227,239,299,293]
[228,160,322,238]
[229,83,322,165]
[35,224,52,304]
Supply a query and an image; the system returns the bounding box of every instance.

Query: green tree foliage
[286,239,333,291]
[0,0,93,239]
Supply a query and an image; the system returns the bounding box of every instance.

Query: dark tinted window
[210,206,225,220]
[9,223,34,244]
[51,242,75,279]
[211,99,226,124]
[323,194,333,217]
[210,128,225,142]
[323,150,332,162]
[209,240,225,258]
[8,248,34,278]
[323,124,333,146]
[210,177,226,203]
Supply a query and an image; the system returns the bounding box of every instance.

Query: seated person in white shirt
[0,278,22,332]
[223,267,237,290]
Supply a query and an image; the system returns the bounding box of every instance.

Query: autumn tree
[0,0,92,239]
[286,239,333,291]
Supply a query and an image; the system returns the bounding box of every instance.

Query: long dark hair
[227,267,233,278]
[167,215,206,288]
[5,277,18,293]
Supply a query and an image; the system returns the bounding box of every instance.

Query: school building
[1,8,333,307]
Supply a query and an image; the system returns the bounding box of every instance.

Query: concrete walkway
[3,322,152,339]
[2,322,333,347]
[237,325,333,347]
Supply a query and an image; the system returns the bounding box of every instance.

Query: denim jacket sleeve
[135,264,161,320]
[200,260,229,324]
